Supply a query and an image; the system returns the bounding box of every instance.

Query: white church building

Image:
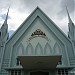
[0,7,75,75]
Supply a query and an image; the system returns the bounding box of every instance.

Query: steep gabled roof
[6,7,71,44]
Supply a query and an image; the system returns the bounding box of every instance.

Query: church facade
[0,7,75,75]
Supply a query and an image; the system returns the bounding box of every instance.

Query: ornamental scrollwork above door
[27,29,50,42]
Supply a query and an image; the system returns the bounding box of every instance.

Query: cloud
[0,0,29,30]
[58,0,75,19]
[0,0,75,36]
[61,0,75,13]
[1,14,11,20]
[7,8,29,30]
[8,30,14,37]
[20,0,62,15]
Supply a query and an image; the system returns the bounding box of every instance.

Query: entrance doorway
[30,71,49,75]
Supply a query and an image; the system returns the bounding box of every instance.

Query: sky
[0,0,75,36]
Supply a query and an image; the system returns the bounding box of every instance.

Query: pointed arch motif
[17,43,24,56]
[44,42,52,55]
[26,43,33,55]
[15,43,24,66]
[35,43,43,55]
[53,42,61,54]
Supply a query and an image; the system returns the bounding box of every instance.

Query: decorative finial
[4,7,10,24]
[66,6,72,23]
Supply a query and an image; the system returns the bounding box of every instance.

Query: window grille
[58,69,68,75]
[11,70,21,75]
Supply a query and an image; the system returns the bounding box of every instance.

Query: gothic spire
[66,6,72,23]
[1,8,9,38]
[4,7,9,25]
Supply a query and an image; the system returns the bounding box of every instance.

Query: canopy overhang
[18,55,62,70]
